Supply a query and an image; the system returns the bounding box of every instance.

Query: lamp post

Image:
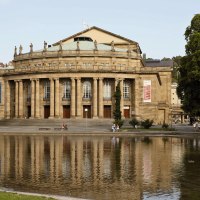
[85,108,88,130]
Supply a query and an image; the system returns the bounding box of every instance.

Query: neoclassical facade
[0,26,172,124]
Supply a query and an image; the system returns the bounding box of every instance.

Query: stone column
[31,79,35,118]
[18,80,24,118]
[93,78,98,118]
[15,80,19,118]
[99,78,103,118]
[55,78,60,118]
[134,77,140,119]
[76,78,82,118]
[71,78,76,118]
[6,81,11,119]
[49,78,55,118]
[35,79,40,118]
[120,79,124,118]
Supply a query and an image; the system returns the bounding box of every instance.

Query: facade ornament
[111,41,115,51]
[94,40,98,50]
[30,43,33,53]
[59,40,62,51]
[19,45,23,54]
[77,41,80,51]
[44,41,47,51]
[14,46,17,57]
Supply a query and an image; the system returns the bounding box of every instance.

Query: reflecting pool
[0,135,200,199]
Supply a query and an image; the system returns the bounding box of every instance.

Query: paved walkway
[0,119,199,135]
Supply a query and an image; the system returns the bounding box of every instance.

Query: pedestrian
[112,124,116,132]
[116,124,119,132]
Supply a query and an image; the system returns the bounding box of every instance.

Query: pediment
[53,26,137,46]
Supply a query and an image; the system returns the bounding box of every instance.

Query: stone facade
[0,26,172,124]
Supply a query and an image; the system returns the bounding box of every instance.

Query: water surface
[0,135,200,200]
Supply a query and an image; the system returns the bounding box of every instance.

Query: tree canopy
[177,14,200,116]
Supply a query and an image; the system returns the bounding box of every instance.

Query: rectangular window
[44,81,50,99]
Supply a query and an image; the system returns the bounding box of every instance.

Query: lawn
[0,192,55,200]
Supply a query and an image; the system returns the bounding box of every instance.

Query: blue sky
[0,0,199,63]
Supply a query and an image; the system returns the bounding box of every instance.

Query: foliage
[140,119,154,129]
[172,56,182,82]
[113,82,122,121]
[177,14,200,116]
[129,118,140,128]
[161,57,171,61]
[114,119,124,128]
[162,123,169,129]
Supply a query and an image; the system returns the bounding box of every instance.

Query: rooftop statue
[59,40,62,51]
[111,41,115,51]
[44,41,47,51]
[14,46,17,57]
[127,43,131,53]
[94,40,98,50]
[77,41,80,50]
[19,45,23,54]
[30,43,33,53]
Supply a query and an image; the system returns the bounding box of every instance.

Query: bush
[141,119,154,129]
[162,123,169,129]
[114,119,124,128]
[129,118,140,128]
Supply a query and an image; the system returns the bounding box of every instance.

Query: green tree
[113,82,124,127]
[172,56,182,82]
[113,82,121,120]
[177,14,200,116]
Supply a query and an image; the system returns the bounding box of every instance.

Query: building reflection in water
[0,135,198,199]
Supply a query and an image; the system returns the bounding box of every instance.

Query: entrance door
[63,105,70,118]
[27,106,31,118]
[44,106,50,118]
[104,105,111,118]
[83,105,91,118]
[158,109,165,124]
[124,106,130,118]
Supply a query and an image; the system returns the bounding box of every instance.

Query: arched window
[83,81,91,99]
[63,80,71,99]
[44,80,50,99]
[123,81,130,99]
[104,80,111,99]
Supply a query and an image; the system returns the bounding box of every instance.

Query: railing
[14,50,139,61]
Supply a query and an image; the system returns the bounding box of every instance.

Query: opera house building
[0,26,172,124]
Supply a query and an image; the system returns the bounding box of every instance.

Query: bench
[39,128,51,131]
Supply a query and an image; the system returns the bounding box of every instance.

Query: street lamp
[85,108,88,130]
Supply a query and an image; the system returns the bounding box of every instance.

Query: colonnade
[5,77,139,119]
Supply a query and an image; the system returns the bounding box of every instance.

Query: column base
[76,116,82,119]
[48,116,55,119]
[93,116,99,119]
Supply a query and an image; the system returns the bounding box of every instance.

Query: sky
[0,0,199,63]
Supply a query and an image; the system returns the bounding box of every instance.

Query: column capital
[75,77,81,81]
[54,77,59,81]
[71,77,75,81]
[93,77,98,81]
[99,77,104,80]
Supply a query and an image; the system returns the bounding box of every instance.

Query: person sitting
[62,122,68,130]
